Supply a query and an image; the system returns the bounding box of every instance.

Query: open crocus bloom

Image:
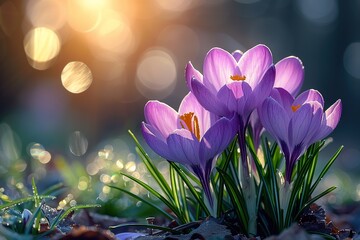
[258,88,342,183]
[142,92,238,206]
[186,44,275,123]
[186,44,275,172]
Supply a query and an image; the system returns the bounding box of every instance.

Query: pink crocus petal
[185,62,203,91]
[144,101,178,139]
[315,99,342,141]
[274,56,304,96]
[141,123,172,160]
[217,81,252,116]
[178,92,217,136]
[199,116,238,167]
[293,89,324,107]
[190,78,232,117]
[244,65,275,117]
[232,50,243,62]
[203,48,238,92]
[259,97,290,143]
[167,129,200,166]
[288,103,322,147]
[239,44,273,88]
[270,88,294,116]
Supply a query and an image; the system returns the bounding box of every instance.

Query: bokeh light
[23,27,61,70]
[69,131,88,157]
[26,0,66,30]
[296,0,338,25]
[343,42,360,79]
[67,0,104,32]
[61,61,93,94]
[29,143,51,164]
[136,49,177,99]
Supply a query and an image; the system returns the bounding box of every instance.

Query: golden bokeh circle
[61,61,93,94]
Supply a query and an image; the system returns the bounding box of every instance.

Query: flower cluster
[137,44,342,237]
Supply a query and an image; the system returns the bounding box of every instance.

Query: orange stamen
[179,112,201,140]
[230,75,246,81]
[291,105,301,112]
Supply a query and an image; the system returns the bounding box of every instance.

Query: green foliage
[113,130,343,238]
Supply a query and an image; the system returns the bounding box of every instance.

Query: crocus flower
[142,92,238,206]
[186,44,275,171]
[249,56,305,150]
[258,88,342,182]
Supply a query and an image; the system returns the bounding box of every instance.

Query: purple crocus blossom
[185,44,275,171]
[258,88,342,182]
[249,55,305,150]
[142,92,238,206]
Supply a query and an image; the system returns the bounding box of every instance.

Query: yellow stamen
[230,75,246,81]
[179,112,201,141]
[291,105,301,112]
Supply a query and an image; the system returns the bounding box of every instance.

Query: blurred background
[0,0,359,213]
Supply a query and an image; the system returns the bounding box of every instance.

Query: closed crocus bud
[22,209,32,226]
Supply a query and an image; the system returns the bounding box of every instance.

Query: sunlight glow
[23,27,61,70]
[67,0,104,32]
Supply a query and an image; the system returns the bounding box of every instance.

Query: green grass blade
[309,146,343,195]
[129,130,174,201]
[169,162,211,216]
[177,172,190,222]
[108,185,175,221]
[294,186,336,220]
[32,178,41,232]
[170,164,181,212]
[49,204,100,230]
[25,200,44,234]
[217,168,248,232]
[0,195,55,211]
[119,172,184,222]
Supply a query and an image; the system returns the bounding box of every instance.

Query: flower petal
[167,129,200,166]
[217,82,252,116]
[239,44,273,87]
[270,88,294,115]
[293,89,324,107]
[144,101,178,139]
[141,123,172,160]
[179,92,217,136]
[288,102,322,148]
[190,78,231,117]
[259,97,290,143]
[185,62,203,91]
[232,50,243,62]
[274,56,304,96]
[315,99,342,141]
[203,47,237,92]
[244,65,275,117]
[199,115,238,166]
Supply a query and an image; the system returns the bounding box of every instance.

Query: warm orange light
[23,27,61,70]
[67,0,104,32]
